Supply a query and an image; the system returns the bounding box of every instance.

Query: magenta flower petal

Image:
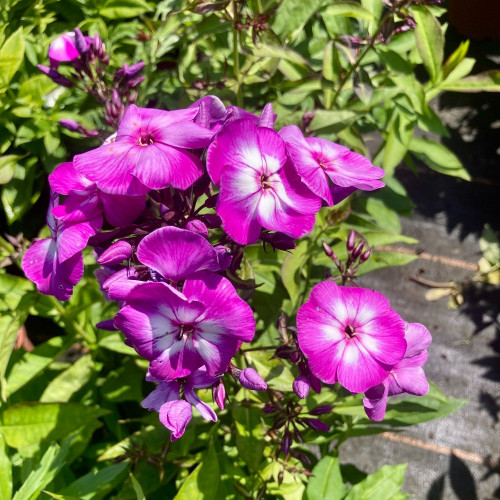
[48,33,79,62]
[159,400,192,441]
[404,323,432,358]
[102,267,140,302]
[394,366,429,396]
[154,121,214,149]
[184,387,217,421]
[137,226,221,281]
[97,240,132,265]
[363,381,389,422]
[49,162,93,194]
[73,142,149,196]
[182,271,256,344]
[52,192,101,222]
[142,381,180,411]
[56,216,102,262]
[257,103,276,129]
[297,281,406,393]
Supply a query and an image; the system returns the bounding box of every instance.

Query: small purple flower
[239,367,267,391]
[22,192,101,301]
[297,281,406,393]
[279,125,385,206]
[115,271,255,380]
[97,240,132,265]
[143,367,220,440]
[207,119,321,244]
[363,323,431,421]
[73,105,214,195]
[48,33,80,64]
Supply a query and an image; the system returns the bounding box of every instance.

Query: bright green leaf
[0,403,108,449]
[99,0,151,19]
[273,0,328,40]
[306,455,345,500]
[409,138,471,180]
[0,155,22,185]
[440,70,500,92]
[412,6,444,83]
[0,28,25,87]
[383,114,415,174]
[309,110,359,134]
[281,240,309,307]
[0,434,11,500]
[344,464,407,500]
[322,2,374,21]
[232,406,265,471]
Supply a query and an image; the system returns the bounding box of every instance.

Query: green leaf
[439,70,500,92]
[40,355,94,403]
[5,336,74,398]
[306,455,345,500]
[251,44,310,68]
[0,403,108,449]
[0,311,27,402]
[383,114,415,174]
[244,351,295,392]
[0,274,33,310]
[309,110,359,134]
[281,240,309,306]
[98,332,136,355]
[174,442,219,500]
[61,462,129,499]
[0,28,25,87]
[442,40,470,79]
[273,0,328,39]
[12,440,70,500]
[344,464,407,500]
[0,155,22,185]
[232,406,265,471]
[129,472,145,500]
[99,358,143,402]
[411,6,443,83]
[99,0,152,19]
[0,434,11,500]
[322,2,374,21]
[409,138,471,180]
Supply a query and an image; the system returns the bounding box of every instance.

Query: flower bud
[212,379,226,410]
[293,427,304,443]
[308,405,333,416]
[359,248,372,263]
[97,240,132,265]
[281,429,291,455]
[347,230,356,252]
[48,32,79,64]
[290,351,299,363]
[59,119,80,132]
[352,241,365,258]
[302,418,330,432]
[37,65,74,87]
[293,376,310,399]
[214,245,232,270]
[74,28,89,55]
[263,404,276,414]
[159,400,192,441]
[186,219,209,238]
[239,368,267,391]
[308,372,322,394]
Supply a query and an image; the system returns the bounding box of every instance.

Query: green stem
[331,12,393,108]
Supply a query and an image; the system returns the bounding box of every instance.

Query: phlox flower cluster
[23,43,431,441]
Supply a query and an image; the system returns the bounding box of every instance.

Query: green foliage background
[0,0,498,498]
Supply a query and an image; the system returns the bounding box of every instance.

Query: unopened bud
[290,351,299,363]
[74,28,89,55]
[352,241,365,258]
[59,119,80,132]
[322,241,334,257]
[308,405,333,416]
[347,230,356,252]
[302,418,330,432]
[293,427,304,443]
[263,404,276,414]
[97,240,132,265]
[239,368,267,391]
[281,429,291,455]
[359,248,372,263]
[212,379,226,410]
[293,376,310,399]
[186,219,208,238]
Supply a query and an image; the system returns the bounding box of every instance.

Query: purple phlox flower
[207,119,321,244]
[143,367,220,440]
[279,125,385,206]
[22,192,101,301]
[101,267,140,302]
[97,240,132,265]
[49,162,145,227]
[48,30,93,67]
[136,226,228,282]
[73,105,214,196]
[363,322,431,421]
[297,281,406,394]
[115,271,256,380]
[238,367,267,391]
[190,95,227,130]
